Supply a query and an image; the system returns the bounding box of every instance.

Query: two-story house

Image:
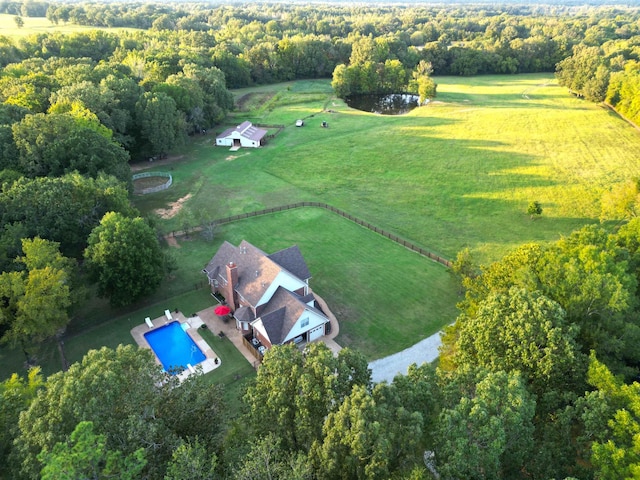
[202,240,329,349]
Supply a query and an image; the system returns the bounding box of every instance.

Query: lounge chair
[165,309,173,321]
[145,317,153,328]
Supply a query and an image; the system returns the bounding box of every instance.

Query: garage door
[308,324,325,342]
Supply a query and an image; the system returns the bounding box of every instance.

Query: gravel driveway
[368,330,443,383]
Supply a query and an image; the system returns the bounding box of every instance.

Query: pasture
[130,73,640,359]
[3,73,639,379]
[137,75,640,263]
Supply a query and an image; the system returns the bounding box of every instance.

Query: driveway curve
[368,330,443,384]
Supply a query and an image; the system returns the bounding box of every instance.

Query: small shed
[216,121,267,148]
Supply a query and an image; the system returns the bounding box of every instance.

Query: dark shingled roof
[234,306,255,323]
[202,241,237,287]
[259,307,287,345]
[257,286,326,345]
[203,240,275,307]
[268,245,311,281]
[203,240,310,308]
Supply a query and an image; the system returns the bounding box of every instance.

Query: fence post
[199,202,450,267]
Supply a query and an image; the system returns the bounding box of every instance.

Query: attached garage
[308,324,325,342]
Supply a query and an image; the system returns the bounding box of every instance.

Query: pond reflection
[345,93,420,115]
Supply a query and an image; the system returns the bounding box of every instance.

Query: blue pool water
[144,321,206,374]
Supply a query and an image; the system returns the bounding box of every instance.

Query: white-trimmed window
[301,317,309,328]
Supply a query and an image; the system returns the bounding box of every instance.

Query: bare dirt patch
[154,193,192,219]
[133,176,168,194]
[225,152,250,161]
[165,236,180,248]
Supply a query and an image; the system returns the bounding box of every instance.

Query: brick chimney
[225,261,238,310]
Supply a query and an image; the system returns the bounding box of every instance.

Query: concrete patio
[196,288,342,369]
[131,310,221,381]
[131,289,342,377]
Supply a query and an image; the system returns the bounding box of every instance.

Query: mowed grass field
[3,73,639,379]
[136,75,640,264]
[128,73,640,361]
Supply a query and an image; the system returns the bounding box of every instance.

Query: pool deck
[196,288,342,367]
[131,310,221,381]
[130,289,342,378]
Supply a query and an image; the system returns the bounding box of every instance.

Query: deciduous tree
[134,91,185,157]
[311,385,392,480]
[455,287,586,403]
[84,212,166,307]
[0,173,134,260]
[38,421,147,480]
[164,439,217,480]
[0,238,74,357]
[579,353,640,479]
[243,343,370,452]
[13,345,225,480]
[435,369,535,480]
[11,111,131,183]
[0,368,43,477]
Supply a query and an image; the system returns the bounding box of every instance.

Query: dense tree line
[0,11,235,365]
[3,3,640,116]
[2,4,640,82]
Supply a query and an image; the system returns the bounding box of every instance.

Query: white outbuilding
[215,121,267,148]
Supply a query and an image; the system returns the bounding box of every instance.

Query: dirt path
[154,193,192,219]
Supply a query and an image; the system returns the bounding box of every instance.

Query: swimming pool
[144,321,206,374]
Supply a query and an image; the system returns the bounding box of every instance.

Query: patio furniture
[145,317,153,328]
[164,309,173,321]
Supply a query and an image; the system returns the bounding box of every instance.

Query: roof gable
[216,122,267,142]
[255,286,327,345]
[259,306,287,345]
[267,245,311,281]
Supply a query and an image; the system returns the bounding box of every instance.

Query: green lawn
[204,208,459,358]
[133,74,640,265]
[198,328,256,402]
[3,73,640,380]
[130,207,459,359]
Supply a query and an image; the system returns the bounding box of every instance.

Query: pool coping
[130,310,220,381]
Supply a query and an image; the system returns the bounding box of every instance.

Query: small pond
[345,93,421,115]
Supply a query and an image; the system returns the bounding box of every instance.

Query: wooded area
[1,1,640,479]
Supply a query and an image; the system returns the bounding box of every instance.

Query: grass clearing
[207,207,459,358]
[3,73,640,380]
[198,328,256,402]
